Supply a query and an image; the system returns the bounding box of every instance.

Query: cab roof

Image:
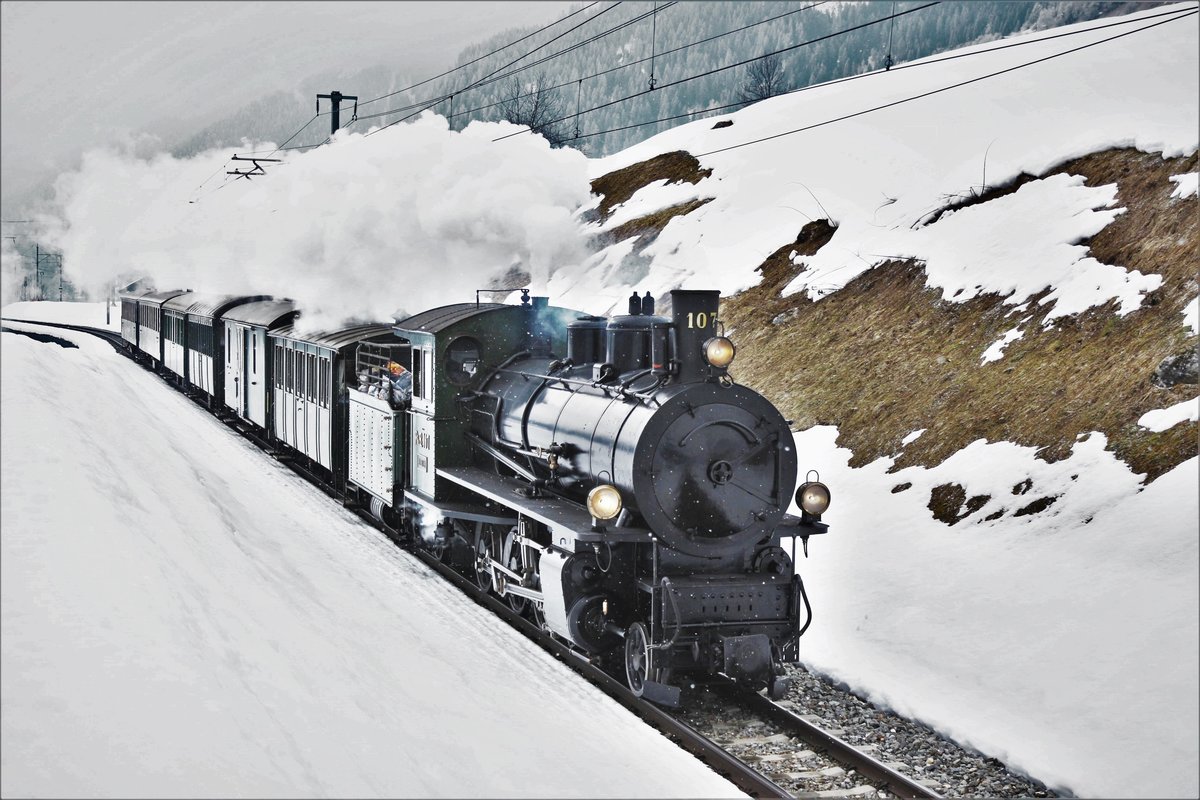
[393,302,509,335]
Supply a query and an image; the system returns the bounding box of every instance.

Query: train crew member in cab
[387,360,412,407]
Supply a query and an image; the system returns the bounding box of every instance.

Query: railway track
[688,679,942,799]
[4,315,940,799]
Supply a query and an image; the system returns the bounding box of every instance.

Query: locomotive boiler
[463,289,829,703]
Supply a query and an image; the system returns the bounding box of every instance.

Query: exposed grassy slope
[590,151,712,223]
[591,148,1198,494]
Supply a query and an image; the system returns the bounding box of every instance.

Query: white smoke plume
[35,114,593,330]
[1,237,24,308]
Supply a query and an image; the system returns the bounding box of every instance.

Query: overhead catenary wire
[694,7,1198,159]
[266,0,816,147]
[492,0,941,142]
[346,2,670,132]
[221,3,620,155]
[356,1,602,108]
[201,4,1196,181]
[190,111,325,201]
[356,2,669,134]
[648,1,659,90]
[365,1,627,138]
[266,112,322,156]
[885,0,897,70]
[446,1,828,125]
[519,3,1198,146]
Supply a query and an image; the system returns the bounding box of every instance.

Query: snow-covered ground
[0,316,742,799]
[3,299,119,330]
[785,428,1198,798]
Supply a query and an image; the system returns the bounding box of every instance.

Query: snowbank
[3,300,119,331]
[787,425,1199,798]
[0,321,741,799]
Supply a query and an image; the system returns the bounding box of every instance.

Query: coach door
[247,327,267,427]
[409,344,435,497]
[224,323,244,415]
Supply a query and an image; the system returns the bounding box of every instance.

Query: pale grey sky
[0,1,573,215]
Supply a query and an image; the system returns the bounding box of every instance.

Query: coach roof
[138,289,188,306]
[271,323,394,351]
[222,299,297,327]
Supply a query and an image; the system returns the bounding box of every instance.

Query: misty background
[0,0,1161,310]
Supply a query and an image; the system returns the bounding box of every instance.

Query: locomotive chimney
[670,289,720,383]
[642,291,655,315]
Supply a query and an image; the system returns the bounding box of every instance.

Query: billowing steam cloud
[35,114,593,329]
[1,237,23,308]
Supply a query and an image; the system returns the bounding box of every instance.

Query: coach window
[320,358,329,408]
[410,348,422,400]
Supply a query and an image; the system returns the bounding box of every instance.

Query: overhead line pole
[317,91,358,135]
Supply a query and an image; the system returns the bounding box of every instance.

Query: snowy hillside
[561,5,1199,798]
[559,4,1197,307]
[0,316,740,799]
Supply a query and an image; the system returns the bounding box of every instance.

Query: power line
[366,1,629,137]
[357,1,603,108]
[214,7,609,164]
[461,3,671,96]
[448,1,828,126]
[269,112,323,155]
[240,1,670,150]
[566,4,1198,145]
[694,8,1197,159]
[354,2,674,129]
[493,1,941,142]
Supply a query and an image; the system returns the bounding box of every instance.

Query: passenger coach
[221,299,297,429]
[118,287,154,350]
[135,290,188,365]
[270,324,397,491]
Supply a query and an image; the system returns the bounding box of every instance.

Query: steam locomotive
[118,285,831,705]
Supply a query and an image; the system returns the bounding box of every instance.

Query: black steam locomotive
[119,285,831,705]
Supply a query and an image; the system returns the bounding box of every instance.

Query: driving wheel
[625,622,651,697]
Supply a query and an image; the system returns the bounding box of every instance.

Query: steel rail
[705,678,942,799]
[7,315,791,799]
[1,317,127,350]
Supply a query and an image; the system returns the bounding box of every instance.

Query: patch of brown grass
[590,151,712,223]
[719,147,1198,497]
[607,198,713,245]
